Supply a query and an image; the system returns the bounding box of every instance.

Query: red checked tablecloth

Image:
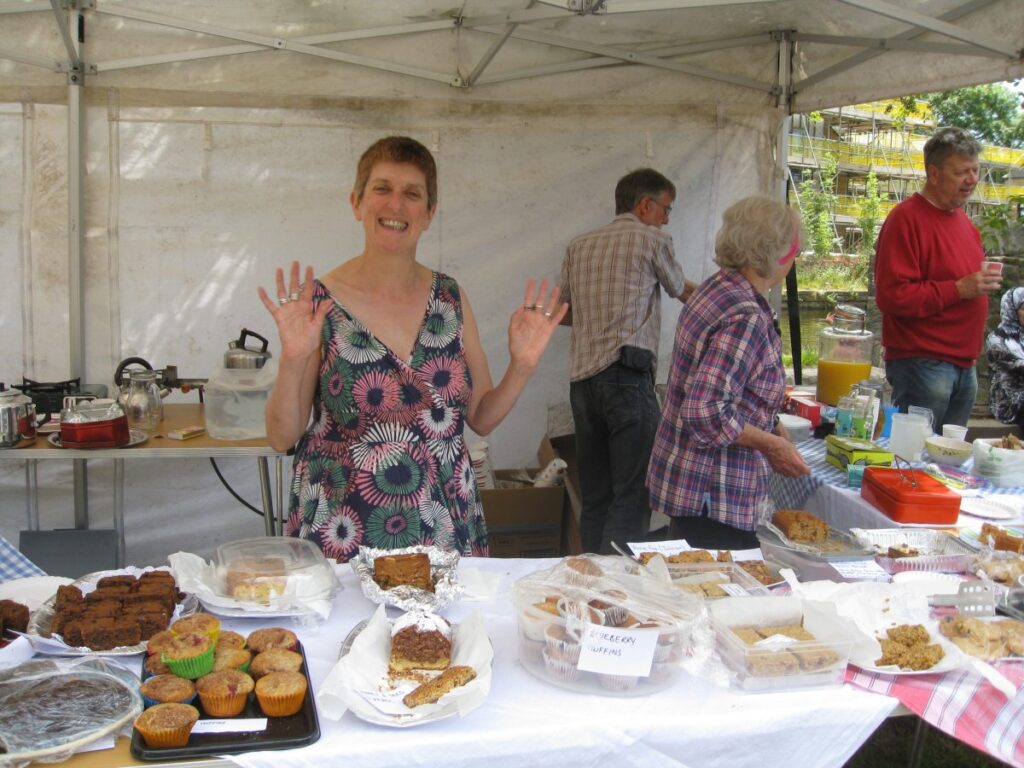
[846,662,1024,766]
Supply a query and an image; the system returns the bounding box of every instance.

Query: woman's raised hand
[258,261,332,361]
[508,279,569,372]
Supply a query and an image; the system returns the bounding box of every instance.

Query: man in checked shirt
[559,168,697,554]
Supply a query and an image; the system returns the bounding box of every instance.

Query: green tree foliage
[856,171,882,258]
[797,152,839,262]
[926,82,1023,148]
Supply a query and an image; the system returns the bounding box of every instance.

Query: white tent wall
[0,94,777,565]
[2,0,1022,565]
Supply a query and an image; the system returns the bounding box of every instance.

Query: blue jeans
[570,360,660,554]
[885,357,977,428]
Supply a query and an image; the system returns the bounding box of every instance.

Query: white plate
[0,576,73,612]
[849,625,963,676]
[196,596,328,619]
[47,428,148,449]
[0,668,142,764]
[322,609,492,728]
[959,497,1019,521]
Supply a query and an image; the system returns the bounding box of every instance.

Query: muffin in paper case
[350,545,462,612]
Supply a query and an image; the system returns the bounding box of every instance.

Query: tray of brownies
[25,567,196,655]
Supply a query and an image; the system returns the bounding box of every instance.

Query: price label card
[830,559,889,582]
[720,583,750,597]
[627,539,691,557]
[193,718,267,734]
[576,624,658,677]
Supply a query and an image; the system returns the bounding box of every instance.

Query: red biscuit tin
[860,466,961,525]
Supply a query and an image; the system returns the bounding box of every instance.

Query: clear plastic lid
[213,537,338,605]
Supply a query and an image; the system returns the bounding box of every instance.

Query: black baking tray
[130,641,320,760]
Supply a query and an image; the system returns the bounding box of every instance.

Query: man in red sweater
[874,126,1001,428]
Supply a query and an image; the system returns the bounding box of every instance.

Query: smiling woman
[256,136,568,562]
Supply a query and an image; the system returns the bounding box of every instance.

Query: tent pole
[61,0,89,527]
[774,30,801,386]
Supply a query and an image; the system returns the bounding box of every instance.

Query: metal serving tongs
[610,541,641,563]
[927,582,997,615]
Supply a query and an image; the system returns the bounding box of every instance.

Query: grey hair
[923,126,981,169]
[714,195,800,279]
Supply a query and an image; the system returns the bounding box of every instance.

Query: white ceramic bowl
[925,435,972,467]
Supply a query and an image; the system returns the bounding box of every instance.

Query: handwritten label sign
[830,559,889,582]
[720,582,750,597]
[193,718,267,734]
[357,686,414,715]
[627,539,691,557]
[576,623,659,677]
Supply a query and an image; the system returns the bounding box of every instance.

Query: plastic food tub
[709,596,857,692]
[512,555,705,696]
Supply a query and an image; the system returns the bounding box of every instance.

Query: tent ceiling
[1,0,1021,112]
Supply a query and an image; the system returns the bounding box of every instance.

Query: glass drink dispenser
[815,304,874,407]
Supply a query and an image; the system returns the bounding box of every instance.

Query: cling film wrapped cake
[512,555,708,696]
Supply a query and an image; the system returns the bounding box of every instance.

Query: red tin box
[60,415,130,448]
[859,466,961,525]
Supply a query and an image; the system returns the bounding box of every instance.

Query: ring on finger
[278,297,290,306]
[288,291,300,301]
[525,303,536,310]
[543,310,553,318]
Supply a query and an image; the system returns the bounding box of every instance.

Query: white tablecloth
[215,558,896,768]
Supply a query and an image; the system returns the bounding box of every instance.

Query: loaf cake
[402,665,476,707]
[373,553,434,592]
[771,509,829,543]
[388,612,452,673]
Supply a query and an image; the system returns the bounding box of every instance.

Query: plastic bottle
[835,395,855,437]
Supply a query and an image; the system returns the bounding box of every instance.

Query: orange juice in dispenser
[815,304,874,407]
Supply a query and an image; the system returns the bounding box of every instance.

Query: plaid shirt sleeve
[649,235,686,299]
[676,312,772,447]
[558,249,572,307]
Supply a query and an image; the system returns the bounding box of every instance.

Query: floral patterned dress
[285,272,489,562]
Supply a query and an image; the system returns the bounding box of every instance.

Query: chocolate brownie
[0,600,30,634]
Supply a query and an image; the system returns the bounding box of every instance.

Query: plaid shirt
[560,213,686,381]
[647,269,784,530]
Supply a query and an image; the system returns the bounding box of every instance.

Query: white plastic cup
[942,424,969,441]
[469,440,495,489]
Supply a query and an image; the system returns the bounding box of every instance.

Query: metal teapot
[224,329,272,370]
[0,384,49,448]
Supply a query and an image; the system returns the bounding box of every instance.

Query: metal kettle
[0,384,49,448]
[224,329,272,370]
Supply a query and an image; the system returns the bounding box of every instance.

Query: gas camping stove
[13,377,108,415]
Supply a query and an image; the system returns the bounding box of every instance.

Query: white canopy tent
[0,0,1021,564]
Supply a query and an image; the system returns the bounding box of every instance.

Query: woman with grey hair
[647,195,810,548]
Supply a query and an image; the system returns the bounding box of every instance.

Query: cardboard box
[825,434,894,471]
[481,468,564,558]
[542,434,583,556]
